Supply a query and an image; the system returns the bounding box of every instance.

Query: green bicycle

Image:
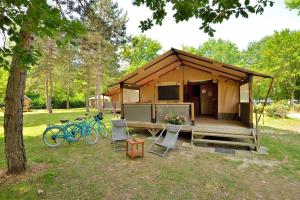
[42,118,98,148]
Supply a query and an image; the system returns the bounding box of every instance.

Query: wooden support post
[151,104,156,123]
[102,94,105,110]
[120,82,124,119]
[258,77,274,123]
[248,75,253,128]
[191,103,195,125]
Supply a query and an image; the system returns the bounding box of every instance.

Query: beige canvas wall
[139,65,240,114]
[111,92,119,103]
[217,78,239,113]
[140,81,155,103]
[110,89,139,103]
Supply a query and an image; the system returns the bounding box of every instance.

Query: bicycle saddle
[60,119,69,124]
[96,112,103,120]
[75,117,83,121]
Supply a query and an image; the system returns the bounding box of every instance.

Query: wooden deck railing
[123,102,195,125]
[250,98,260,149]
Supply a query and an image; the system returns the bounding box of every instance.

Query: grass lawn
[0,109,300,199]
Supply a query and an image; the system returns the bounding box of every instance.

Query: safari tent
[23,96,32,112]
[103,48,272,150]
[89,95,122,112]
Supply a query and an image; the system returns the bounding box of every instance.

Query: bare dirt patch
[225,156,280,169]
[0,161,47,185]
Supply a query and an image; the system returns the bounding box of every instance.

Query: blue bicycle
[42,119,98,148]
[86,113,108,138]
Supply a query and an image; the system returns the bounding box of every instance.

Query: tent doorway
[185,81,218,117]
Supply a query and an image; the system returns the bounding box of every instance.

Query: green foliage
[21,0,128,110]
[254,103,264,114]
[0,68,8,105]
[285,0,300,13]
[182,39,241,65]
[250,30,300,102]
[121,34,162,74]
[26,91,45,109]
[133,0,274,36]
[0,0,86,70]
[265,101,290,118]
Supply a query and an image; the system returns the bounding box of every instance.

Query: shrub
[26,92,45,109]
[265,102,290,118]
[70,99,85,108]
[30,98,46,109]
[164,113,186,125]
[293,104,300,113]
[254,103,264,114]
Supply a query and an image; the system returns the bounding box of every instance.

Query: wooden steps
[192,138,256,147]
[193,132,253,139]
[192,128,257,149]
[193,126,253,135]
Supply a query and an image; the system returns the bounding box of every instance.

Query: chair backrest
[111,119,128,140]
[161,124,182,148]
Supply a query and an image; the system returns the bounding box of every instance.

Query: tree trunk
[48,65,53,113]
[86,65,90,113]
[290,90,295,108]
[95,64,102,113]
[66,62,71,109]
[46,39,54,113]
[4,31,34,174]
[45,77,49,110]
[66,78,70,109]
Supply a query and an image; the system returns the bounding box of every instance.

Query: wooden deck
[127,117,257,150]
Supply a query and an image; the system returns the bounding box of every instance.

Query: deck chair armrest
[153,128,166,143]
[125,119,131,137]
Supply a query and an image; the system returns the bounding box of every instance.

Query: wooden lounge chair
[149,124,182,157]
[111,119,130,151]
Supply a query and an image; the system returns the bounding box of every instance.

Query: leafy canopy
[244,29,300,100]
[133,0,274,36]
[121,34,162,74]
[0,0,88,70]
[285,0,300,13]
[182,39,241,65]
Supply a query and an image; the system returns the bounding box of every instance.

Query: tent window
[158,85,179,100]
[123,89,139,103]
[240,83,249,103]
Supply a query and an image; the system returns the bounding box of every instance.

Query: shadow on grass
[0,110,115,130]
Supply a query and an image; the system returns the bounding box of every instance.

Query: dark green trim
[217,113,237,120]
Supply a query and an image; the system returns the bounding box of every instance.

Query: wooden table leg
[131,144,134,159]
[125,141,128,156]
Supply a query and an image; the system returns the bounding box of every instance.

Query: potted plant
[164,113,186,125]
[132,134,137,141]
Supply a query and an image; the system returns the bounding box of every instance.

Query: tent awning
[104,48,272,96]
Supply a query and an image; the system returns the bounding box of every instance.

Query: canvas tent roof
[104,48,272,96]
[24,95,32,101]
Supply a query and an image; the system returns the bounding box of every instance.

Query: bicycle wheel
[42,126,64,147]
[99,122,108,137]
[89,121,108,138]
[65,123,82,142]
[83,126,98,144]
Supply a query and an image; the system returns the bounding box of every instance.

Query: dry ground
[0,109,299,200]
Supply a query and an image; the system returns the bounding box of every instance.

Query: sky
[118,0,300,51]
